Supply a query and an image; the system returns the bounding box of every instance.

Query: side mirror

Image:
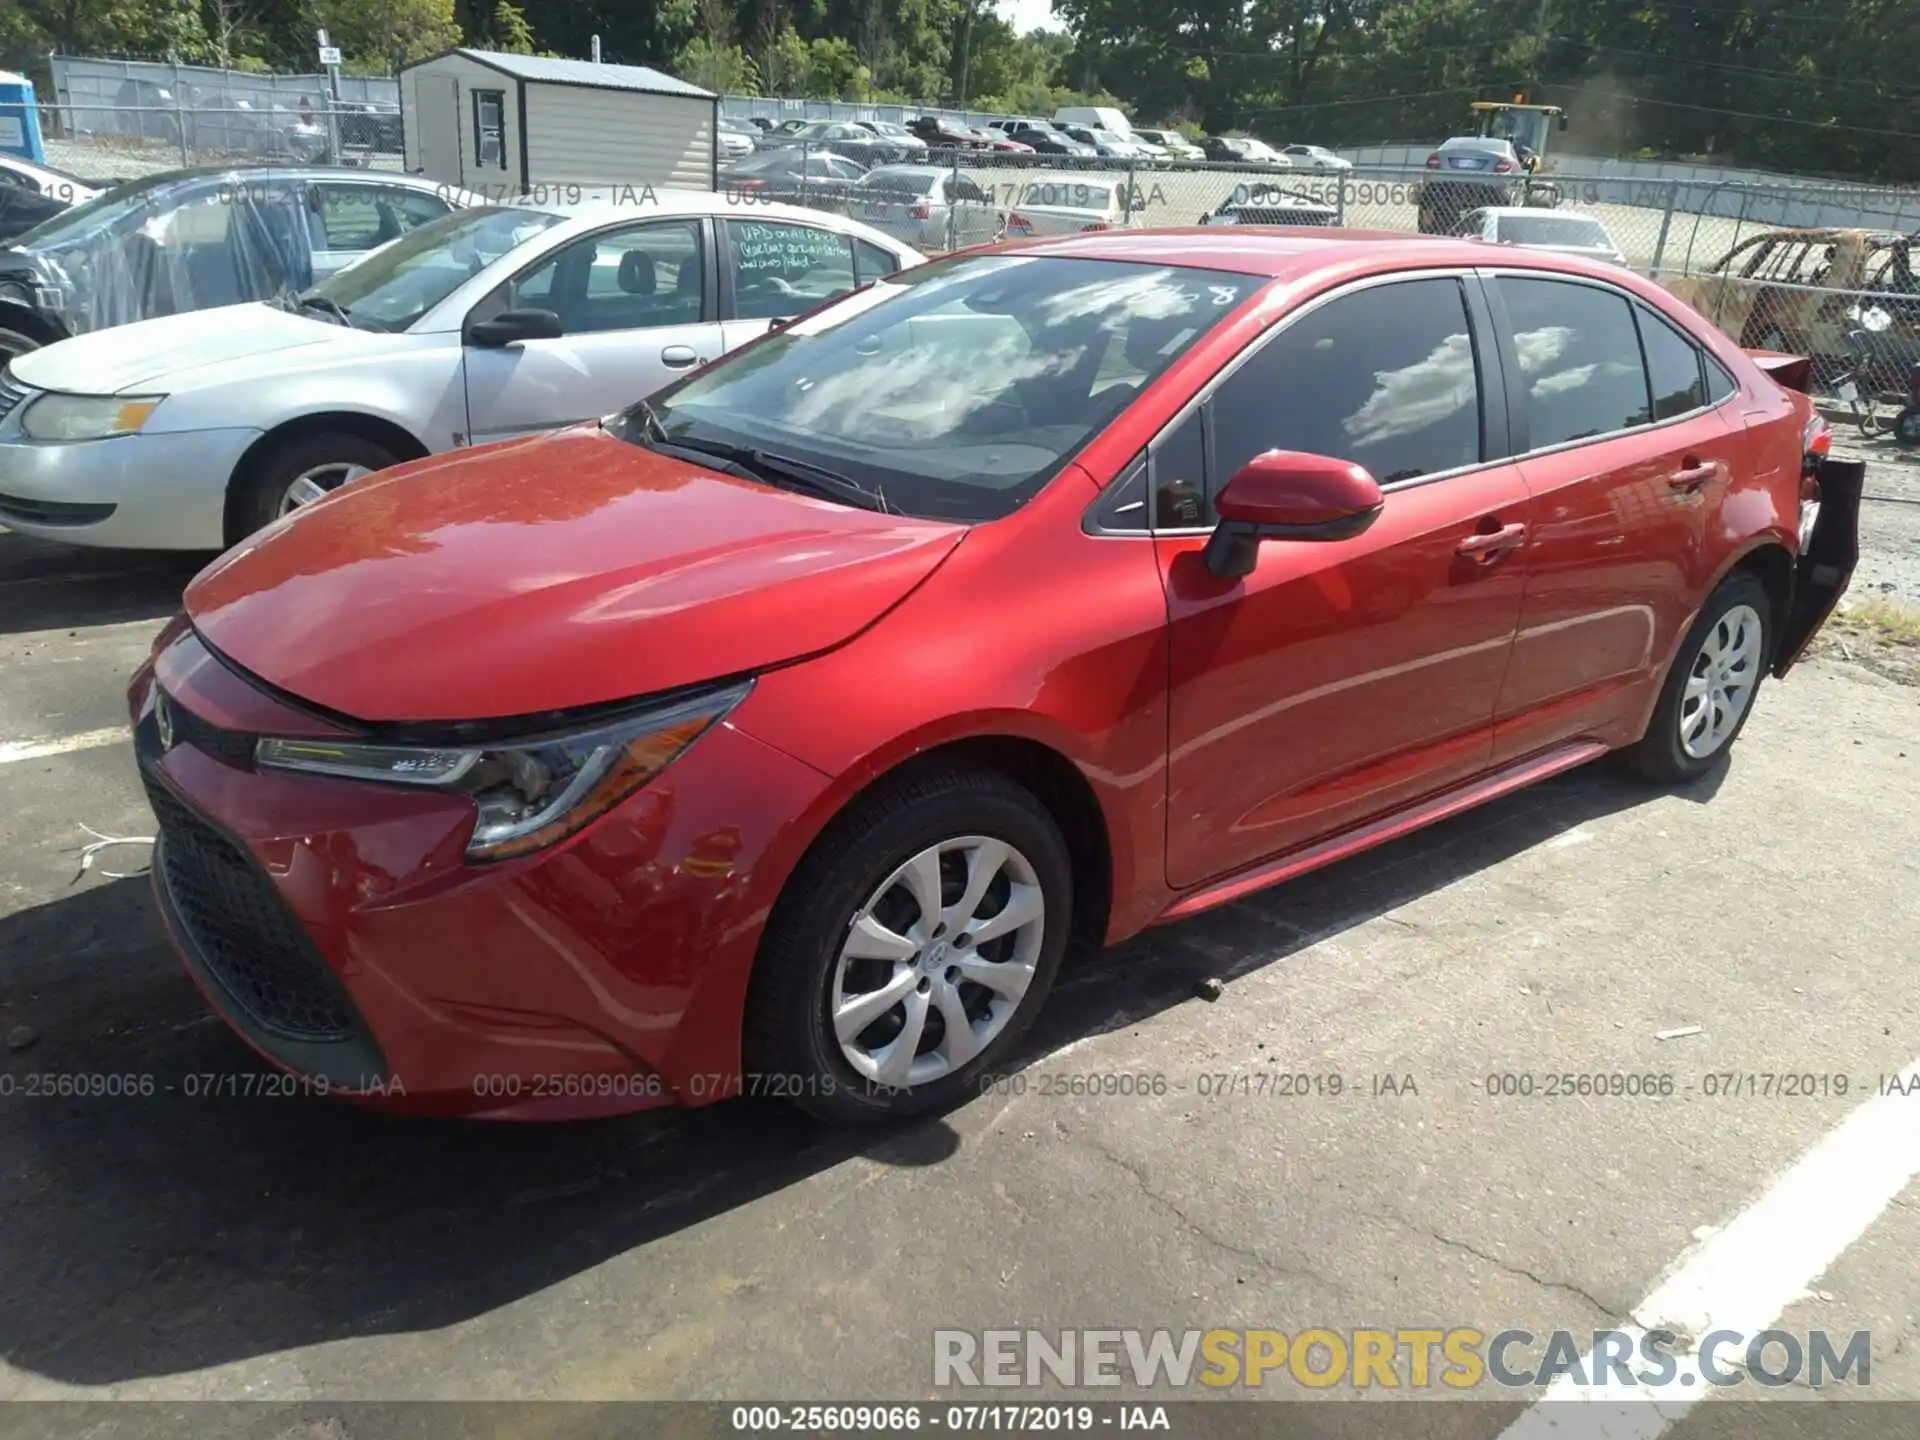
[1558,113,1571,132]
[1201,450,1384,579]
[466,307,562,347]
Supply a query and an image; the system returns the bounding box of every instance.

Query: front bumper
[130,633,834,1119]
[0,420,259,550]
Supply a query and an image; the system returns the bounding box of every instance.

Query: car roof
[523,189,903,232]
[988,227,1632,281]
[859,164,947,179]
[1439,136,1514,152]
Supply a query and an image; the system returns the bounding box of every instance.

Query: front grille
[143,773,360,1042]
[158,690,258,769]
[0,491,114,526]
[0,371,28,424]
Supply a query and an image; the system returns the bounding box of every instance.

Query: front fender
[147,344,466,452]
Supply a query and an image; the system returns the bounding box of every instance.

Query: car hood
[184,426,968,724]
[8,302,373,393]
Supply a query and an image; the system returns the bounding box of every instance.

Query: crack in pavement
[1077,1133,1348,1296]
[1368,1210,1624,1322]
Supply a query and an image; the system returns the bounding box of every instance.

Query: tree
[313,0,460,73]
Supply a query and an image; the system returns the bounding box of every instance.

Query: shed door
[415,75,462,184]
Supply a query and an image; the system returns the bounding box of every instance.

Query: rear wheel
[1618,572,1772,785]
[745,765,1073,1126]
[230,430,398,542]
[1891,404,1920,448]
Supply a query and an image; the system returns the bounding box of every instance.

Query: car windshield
[616,254,1262,523]
[1496,214,1610,246]
[304,205,564,331]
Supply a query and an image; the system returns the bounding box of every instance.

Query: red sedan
[128,229,1861,1125]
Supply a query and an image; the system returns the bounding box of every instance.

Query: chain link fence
[40,102,404,181]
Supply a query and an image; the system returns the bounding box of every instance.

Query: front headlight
[21,391,166,441]
[255,681,752,861]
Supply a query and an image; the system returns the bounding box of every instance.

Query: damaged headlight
[21,391,166,441]
[255,680,751,861]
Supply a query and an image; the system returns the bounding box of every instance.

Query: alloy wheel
[1679,603,1763,759]
[280,461,373,515]
[829,835,1045,1089]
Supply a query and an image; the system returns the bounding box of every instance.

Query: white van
[1053,106,1133,138]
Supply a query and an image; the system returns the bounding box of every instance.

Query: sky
[996,0,1061,37]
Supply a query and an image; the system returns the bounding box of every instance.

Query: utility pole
[1531,0,1550,98]
[957,0,974,110]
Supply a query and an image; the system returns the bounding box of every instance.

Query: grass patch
[1829,595,1920,646]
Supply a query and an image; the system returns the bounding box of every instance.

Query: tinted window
[1705,356,1738,404]
[1499,277,1650,447]
[1151,408,1207,528]
[1209,278,1481,495]
[1637,306,1707,420]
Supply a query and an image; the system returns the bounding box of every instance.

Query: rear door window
[1498,276,1651,447]
[725,219,857,319]
[1635,305,1708,420]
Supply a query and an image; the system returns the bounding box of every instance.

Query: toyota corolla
[128,230,1861,1125]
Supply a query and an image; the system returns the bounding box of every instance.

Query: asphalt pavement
[0,448,1916,1432]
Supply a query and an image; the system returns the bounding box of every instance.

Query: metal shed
[399,48,718,195]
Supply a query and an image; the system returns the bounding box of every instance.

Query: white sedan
[0,192,921,549]
[1451,206,1630,268]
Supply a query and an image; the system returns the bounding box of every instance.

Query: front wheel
[0,325,39,367]
[1617,572,1771,785]
[230,430,398,542]
[745,765,1073,1126]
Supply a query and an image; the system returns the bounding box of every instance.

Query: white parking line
[0,727,129,765]
[1498,1052,1920,1437]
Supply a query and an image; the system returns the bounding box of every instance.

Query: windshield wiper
[654,434,893,514]
[631,399,670,444]
[291,292,359,328]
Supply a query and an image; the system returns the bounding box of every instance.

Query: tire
[230,430,398,543]
[1892,404,1920,448]
[0,326,39,367]
[745,764,1074,1126]
[1617,571,1772,785]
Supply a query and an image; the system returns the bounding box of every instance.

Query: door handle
[1456,522,1527,562]
[1669,459,1719,491]
[661,344,699,368]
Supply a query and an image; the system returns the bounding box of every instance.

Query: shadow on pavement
[0,531,207,636]
[0,760,1678,1387]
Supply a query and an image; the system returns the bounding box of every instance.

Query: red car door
[1156,275,1533,890]
[1487,274,1746,764]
